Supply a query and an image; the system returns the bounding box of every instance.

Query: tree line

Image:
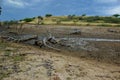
[21,14,120,24]
[2,14,120,26]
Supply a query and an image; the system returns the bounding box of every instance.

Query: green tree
[37,16,43,24]
[68,14,76,20]
[102,17,120,23]
[85,16,101,22]
[112,14,120,18]
[81,14,86,17]
[23,18,33,22]
[45,14,52,17]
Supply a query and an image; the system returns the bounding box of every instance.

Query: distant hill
[2,15,120,27]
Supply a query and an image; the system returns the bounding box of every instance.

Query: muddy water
[1,31,120,46]
[60,37,120,42]
[0,31,120,51]
[0,31,120,64]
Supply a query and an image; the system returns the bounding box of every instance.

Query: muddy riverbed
[0,25,120,64]
[0,25,120,80]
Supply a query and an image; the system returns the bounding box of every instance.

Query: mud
[0,25,120,80]
[0,25,120,64]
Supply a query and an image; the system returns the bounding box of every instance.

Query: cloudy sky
[0,0,120,20]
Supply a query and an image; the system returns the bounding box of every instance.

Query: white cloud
[97,6,120,15]
[105,6,120,15]
[95,0,119,3]
[4,0,29,8]
[3,0,52,8]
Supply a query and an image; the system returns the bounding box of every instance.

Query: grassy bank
[2,16,120,27]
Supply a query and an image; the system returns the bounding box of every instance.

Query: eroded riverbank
[0,40,120,80]
[0,25,120,64]
[0,25,120,80]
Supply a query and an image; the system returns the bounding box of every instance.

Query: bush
[103,17,120,23]
[23,18,33,22]
[67,15,76,20]
[41,22,44,25]
[112,14,120,18]
[45,14,52,17]
[38,16,43,20]
[84,16,101,22]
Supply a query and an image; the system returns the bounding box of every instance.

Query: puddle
[57,37,120,51]
[60,38,120,42]
[1,32,120,51]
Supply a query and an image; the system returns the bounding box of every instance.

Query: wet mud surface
[0,25,120,80]
[0,25,120,64]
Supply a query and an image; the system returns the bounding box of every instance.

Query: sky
[0,0,120,20]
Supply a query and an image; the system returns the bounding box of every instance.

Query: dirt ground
[8,25,120,63]
[11,24,120,39]
[0,41,119,80]
[0,25,120,80]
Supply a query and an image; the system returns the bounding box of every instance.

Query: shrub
[45,14,52,17]
[84,16,101,22]
[67,15,76,20]
[98,17,120,23]
[41,22,44,25]
[23,18,33,22]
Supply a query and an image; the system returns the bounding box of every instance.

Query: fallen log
[48,37,58,44]
[18,35,38,42]
[1,33,61,51]
[0,35,38,43]
[43,37,61,51]
[34,40,44,47]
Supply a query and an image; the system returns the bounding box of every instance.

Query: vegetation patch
[2,14,120,27]
[0,39,25,80]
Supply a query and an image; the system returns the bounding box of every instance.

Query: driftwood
[18,35,38,42]
[34,40,43,47]
[0,33,61,51]
[0,35,38,42]
[48,37,58,44]
[43,37,60,51]
[34,36,60,51]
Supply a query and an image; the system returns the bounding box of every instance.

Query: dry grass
[25,16,120,27]
[0,39,119,80]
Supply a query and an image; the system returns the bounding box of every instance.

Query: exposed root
[43,37,61,51]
